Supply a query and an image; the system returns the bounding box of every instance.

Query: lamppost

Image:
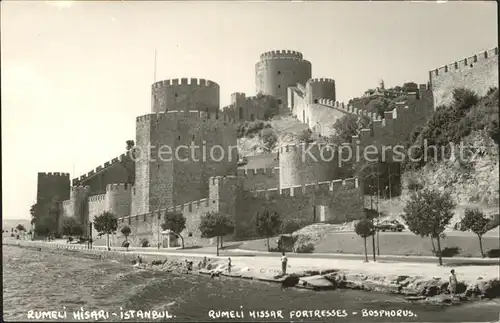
[157,211,161,250]
[88,221,93,250]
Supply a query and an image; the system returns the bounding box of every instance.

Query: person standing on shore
[449,269,457,297]
[227,257,232,274]
[281,252,288,276]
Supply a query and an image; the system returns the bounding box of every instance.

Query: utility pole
[376,162,381,256]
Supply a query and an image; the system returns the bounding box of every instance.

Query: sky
[1,1,497,221]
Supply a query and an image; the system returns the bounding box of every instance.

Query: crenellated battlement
[278,142,337,154]
[88,194,105,202]
[38,172,70,177]
[253,177,359,198]
[71,185,90,192]
[136,110,235,124]
[307,78,335,85]
[152,78,219,89]
[260,50,304,61]
[429,47,498,78]
[237,167,278,177]
[106,183,131,192]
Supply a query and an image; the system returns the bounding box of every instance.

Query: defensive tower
[151,78,220,114]
[278,143,340,190]
[306,78,336,104]
[134,110,237,215]
[255,50,312,111]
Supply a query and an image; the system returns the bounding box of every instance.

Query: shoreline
[4,240,499,306]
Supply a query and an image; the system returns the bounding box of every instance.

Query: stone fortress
[36,47,499,246]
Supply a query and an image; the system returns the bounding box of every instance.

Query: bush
[68,236,73,242]
[281,219,311,234]
[486,249,500,258]
[140,239,150,247]
[237,121,269,138]
[295,243,315,253]
[434,246,461,258]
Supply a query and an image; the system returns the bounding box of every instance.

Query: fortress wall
[111,198,217,248]
[290,88,308,123]
[256,50,312,110]
[72,158,134,196]
[307,103,350,137]
[105,183,132,218]
[61,199,72,220]
[306,78,336,103]
[237,167,279,190]
[135,111,236,215]
[429,47,498,107]
[151,78,220,114]
[88,193,106,238]
[37,174,70,225]
[134,114,154,215]
[235,178,364,239]
[279,143,340,190]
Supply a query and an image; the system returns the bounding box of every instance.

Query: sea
[2,245,500,322]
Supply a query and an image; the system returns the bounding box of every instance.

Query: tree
[161,211,186,249]
[355,219,376,262]
[402,189,455,265]
[261,128,278,153]
[297,129,314,143]
[120,225,131,242]
[61,217,83,237]
[93,211,118,251]
[16,224,26,232]
[402,82,418,93]
[126,140,135,150]
[460,208,490,257]
[255,210,282,251]
[329,114,370,145]
[199,212,235,256]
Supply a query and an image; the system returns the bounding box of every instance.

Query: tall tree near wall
[93,211,118,251]
[161,211,187,249]
[402,188,455,266]
[255,209,282,251]
[199,212,235,256]
[354,219,376,263]
[460,208,491,258]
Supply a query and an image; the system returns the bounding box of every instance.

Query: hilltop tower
[305,78,336,104]
[135,82,237,214]
[255,50,312,111]
[151,78,220,114]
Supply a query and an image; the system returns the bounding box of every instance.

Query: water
[2,245,499,322]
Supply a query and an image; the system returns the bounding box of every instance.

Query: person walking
[449,269,458,297]
[281,251,288,276]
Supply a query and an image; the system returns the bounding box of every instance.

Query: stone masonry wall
[429,47,498,108]
[235,178,364,240]
[238,167,279,190]
[72,154,134,195]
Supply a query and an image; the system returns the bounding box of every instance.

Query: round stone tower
[305,78,336,104]
[255,50,312,110]
[279,143,339,190]
[151,78,220,114]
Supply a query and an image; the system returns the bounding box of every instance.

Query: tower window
[178,136,181,140]
[277,99,282,104]
[188,232,193,237]
[314,99,318,103]
[192,134,195,141]
[277,71,281,75]
[174,93,178,97]
[278,85,281,88]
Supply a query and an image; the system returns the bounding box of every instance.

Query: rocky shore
[4,240,499,306]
